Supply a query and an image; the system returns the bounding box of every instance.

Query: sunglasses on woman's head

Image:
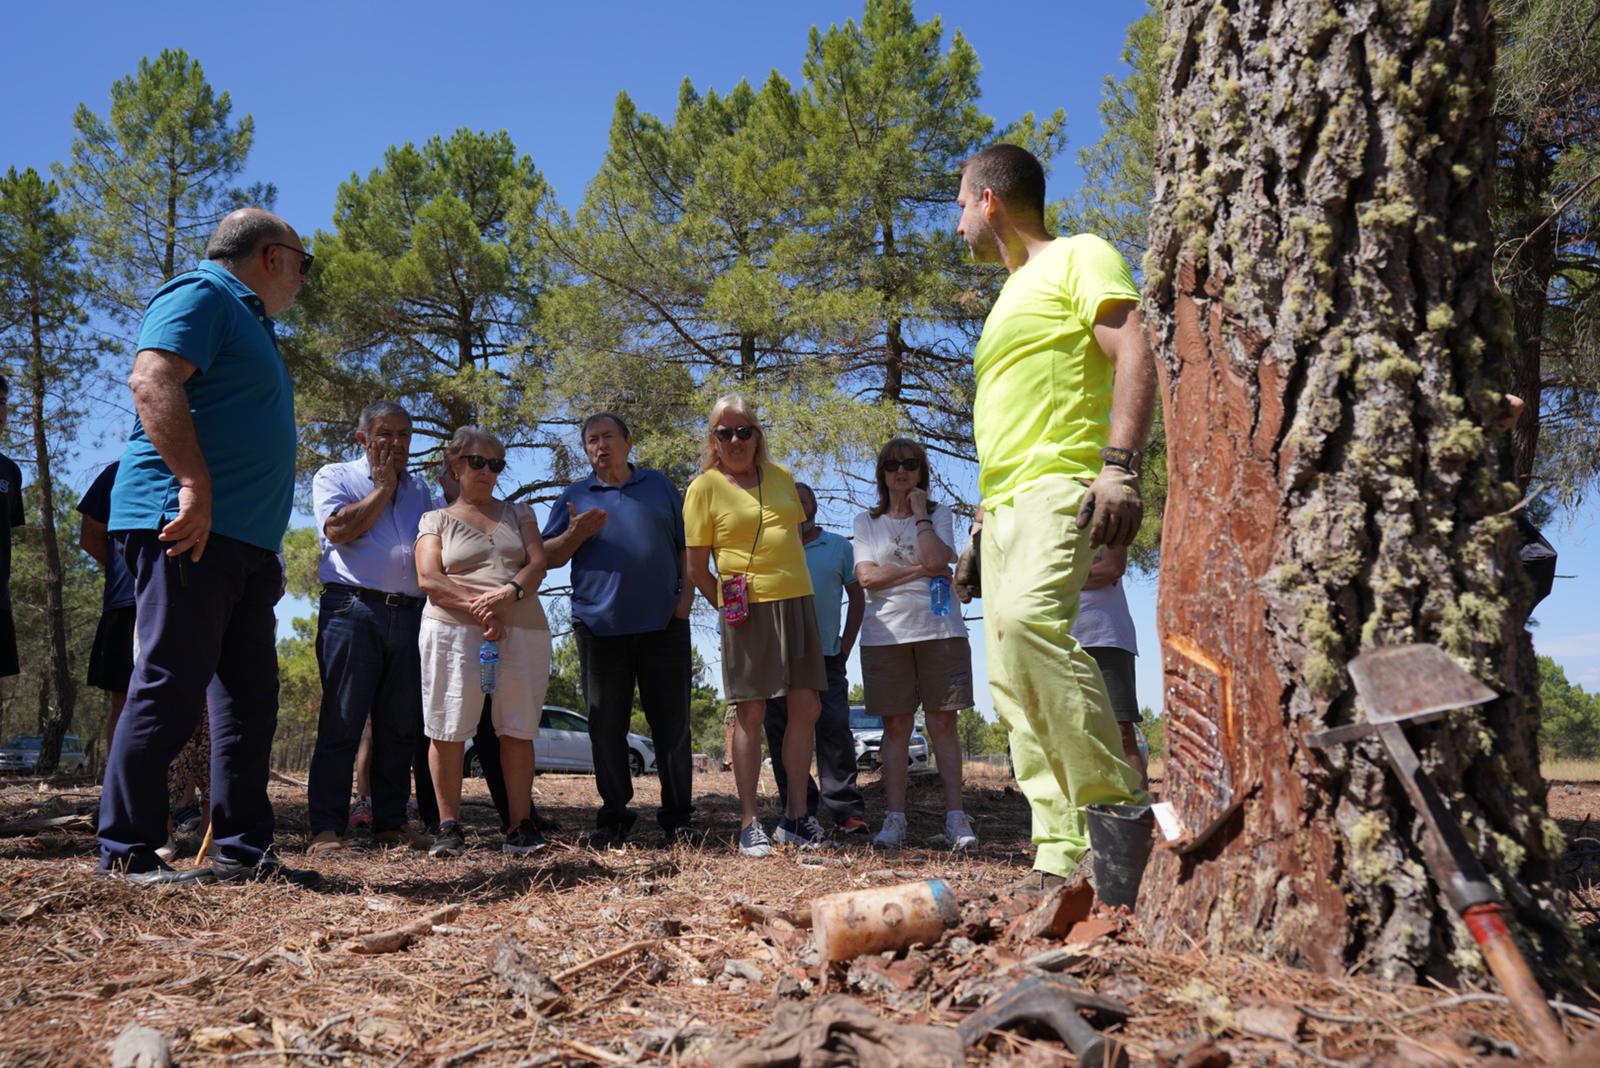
[714,425,756,442]
[881,457,922,472]
[462,454,506,473]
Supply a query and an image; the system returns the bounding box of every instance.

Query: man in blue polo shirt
[764,482,867,837]
[543,412,697,846]
[99,208,315,885]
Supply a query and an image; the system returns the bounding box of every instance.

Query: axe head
[1304,644,1498,750]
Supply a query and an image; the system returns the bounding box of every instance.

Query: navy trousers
[765,651,864,824]
[98,531,282,872]
[305,587,423,835]
[575,617,695,833]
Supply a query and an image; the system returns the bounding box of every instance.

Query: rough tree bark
[27,313,76,774]
[1140,0,1585,986]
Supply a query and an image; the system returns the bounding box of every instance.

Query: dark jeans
[98,531,282,872]
[414,697,512,832]
[765,651,862,824]
[306,588,422,835]
[575,616,694,833]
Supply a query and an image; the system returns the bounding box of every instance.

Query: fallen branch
[730,901,813,929]
[348,905,463,955]
[553,939,660,983]
[0,814,92,837]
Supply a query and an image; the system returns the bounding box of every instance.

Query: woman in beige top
[416,427,551,857]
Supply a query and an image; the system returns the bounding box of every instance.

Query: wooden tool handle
[1463,904,1568,1061]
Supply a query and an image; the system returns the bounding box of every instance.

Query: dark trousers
[414,697,512,832]
[575,617,694,833]
[765,651,863,824]
[98,531,282,871]
[306,588,422,835]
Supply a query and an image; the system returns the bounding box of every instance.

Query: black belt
[323,583,425,609]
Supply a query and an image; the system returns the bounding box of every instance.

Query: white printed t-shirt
[852,502,968,647]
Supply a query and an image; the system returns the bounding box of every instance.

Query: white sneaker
[944,811,977,851]
[738,820,773,858]
[872,812,907,850]
[155,837,179,863]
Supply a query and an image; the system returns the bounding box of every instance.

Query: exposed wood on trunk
[1141,0,1584,987]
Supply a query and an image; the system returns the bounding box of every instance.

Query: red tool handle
[1462,904,1568,1061]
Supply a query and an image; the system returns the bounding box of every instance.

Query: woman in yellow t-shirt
[684,394,827,856]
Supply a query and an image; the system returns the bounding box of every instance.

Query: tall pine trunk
[1140,0,1584,985]
[27,307,76,774]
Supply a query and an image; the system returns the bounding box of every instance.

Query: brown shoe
[373,824,431,851]
[307,830,346,855]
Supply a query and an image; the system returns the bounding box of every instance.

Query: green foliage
[1138,705,1165,759]
[956,706,1007,756]
[54,48,272,322]
[1538,655,1600,759]
[292,129,555,490]
[547,636,582,711]
[281,526,321,601]
[273,615,322,770]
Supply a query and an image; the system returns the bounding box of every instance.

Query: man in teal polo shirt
[98,208,315,885]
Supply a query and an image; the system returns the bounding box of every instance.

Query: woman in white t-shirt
[852,438,976,851]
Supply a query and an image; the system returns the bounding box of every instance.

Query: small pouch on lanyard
[721,573,750,627]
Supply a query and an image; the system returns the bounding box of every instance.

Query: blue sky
[3,1,1595,718]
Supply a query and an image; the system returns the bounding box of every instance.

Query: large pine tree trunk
[1140,0,1583,985]
[28,313,76,774]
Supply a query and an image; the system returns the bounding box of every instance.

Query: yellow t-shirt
[683,462,813,605]
[972,234,1140,508]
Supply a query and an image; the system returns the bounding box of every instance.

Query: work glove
[1074,465,1142,548]
[954,518,982,602]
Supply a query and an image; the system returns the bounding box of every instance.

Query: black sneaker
[503,819,548,855]
[102,859,215,886]
[585,825,629,851]
[429,821,466,858]
[172,804,203,833]
[530,809,561,834]
[665,824,707,847]
[212,850,322,888]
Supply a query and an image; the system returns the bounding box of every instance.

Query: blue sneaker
[738,820,773,858]
[774,815,830,850]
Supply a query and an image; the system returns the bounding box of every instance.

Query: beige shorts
[860,637,974,717]
[420,616,551,742]
[720,595,828,703]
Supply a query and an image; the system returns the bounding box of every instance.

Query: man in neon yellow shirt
[958,143,1151,883]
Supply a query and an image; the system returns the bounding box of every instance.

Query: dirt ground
[1,763,1596,1067]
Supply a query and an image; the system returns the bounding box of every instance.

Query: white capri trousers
[420,616,552,743]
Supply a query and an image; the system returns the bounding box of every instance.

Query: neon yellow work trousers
[983,475,1145,876]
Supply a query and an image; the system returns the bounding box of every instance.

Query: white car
[464,706,657,777]
[849,706,930,771]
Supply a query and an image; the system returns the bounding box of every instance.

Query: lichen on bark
[1141,0,1586,986]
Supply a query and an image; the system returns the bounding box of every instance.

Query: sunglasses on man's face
[267,242,315,276]
[462,454,506,473]
[881,457,922,473]
[714,425,756,442]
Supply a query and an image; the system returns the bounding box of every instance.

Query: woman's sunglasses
[462,454,506,473]
[714,425,756,442]
[881,457,922,473]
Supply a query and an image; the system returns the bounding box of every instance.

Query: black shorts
[0,606,16,678]
[1086,646,1140,723]
[86,605,137,693]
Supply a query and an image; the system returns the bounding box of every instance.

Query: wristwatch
[508,579,526,601]
[1099,446,1140,475]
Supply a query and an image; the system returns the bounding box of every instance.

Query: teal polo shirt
[110,261,296,552]
[803,529,857,657]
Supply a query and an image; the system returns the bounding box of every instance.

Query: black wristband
[915,518,934,528]
[507,579,525,600]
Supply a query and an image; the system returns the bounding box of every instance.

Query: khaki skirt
[720,595,828,702]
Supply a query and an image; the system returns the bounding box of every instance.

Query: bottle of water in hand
[479,638,499,694]
[930,576,951,617]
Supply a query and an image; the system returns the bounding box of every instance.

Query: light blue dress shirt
[312,458,433,596]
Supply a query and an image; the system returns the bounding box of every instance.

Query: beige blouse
[416,503,549,631]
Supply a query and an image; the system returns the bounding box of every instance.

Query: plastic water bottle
[929,576,951,617]
[478,639,499,694]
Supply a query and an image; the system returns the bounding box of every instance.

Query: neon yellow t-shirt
[683,462,813,605]
[972,234,1140,508]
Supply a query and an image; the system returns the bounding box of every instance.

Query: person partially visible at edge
[764,481,868,837]
[852,439,978,852]
[78,460,134,760]
[415,426,551,858]
[304,401,434,856]
[97,208,318,885]
[542,412,700,848]
[958,143,1150,885]
[0,377,22,682]
[683,394,829,856]
[1071,543,1149,791]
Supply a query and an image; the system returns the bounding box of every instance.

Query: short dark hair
[581,411,631,440]
[960,144,1046,223]
[357,400,410,433]
[205,211,290,263]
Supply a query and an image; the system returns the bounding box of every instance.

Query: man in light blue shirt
[765,483,868,835]
[305,401,434,853]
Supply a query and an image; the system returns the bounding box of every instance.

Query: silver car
[849,706,930,771]
[464,706,657,778]
[0,734,88,774]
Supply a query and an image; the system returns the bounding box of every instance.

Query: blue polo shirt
[109,261,296,552]
[542,466,685,637]
[803,529,857,657]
